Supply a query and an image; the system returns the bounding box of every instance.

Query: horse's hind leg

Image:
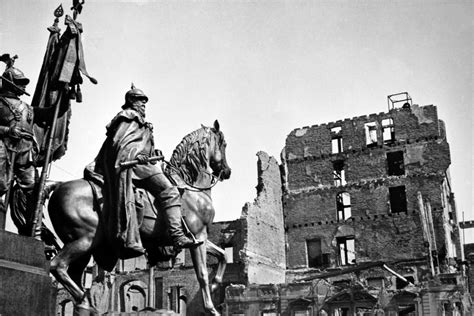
[206,241,227,293]
[68,253,92,293]
[50,236,93,302]
[190,241,220,316]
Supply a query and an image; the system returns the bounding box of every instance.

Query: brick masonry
[240,151,286,284]
[283,104,459,274]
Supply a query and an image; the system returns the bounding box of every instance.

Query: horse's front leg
[190,239,220,316]
[206,241,227,293]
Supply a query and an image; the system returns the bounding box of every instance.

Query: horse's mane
[167,127,212,183]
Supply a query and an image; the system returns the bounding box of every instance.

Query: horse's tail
[42,181,64,253]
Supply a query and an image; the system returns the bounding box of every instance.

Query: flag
[32,9,97,164]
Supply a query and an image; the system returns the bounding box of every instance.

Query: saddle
[87,179,153,227]
[83,166,183,266]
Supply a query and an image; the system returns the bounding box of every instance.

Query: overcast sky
[1,1,472,240]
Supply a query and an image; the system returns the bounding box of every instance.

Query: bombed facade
[56,94,470,315]
[225,95,469,315]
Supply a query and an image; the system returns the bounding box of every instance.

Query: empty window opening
[396,276,415,289]
[398,305,416,316]
[337,236,355,266]
[168,286,184,313]
[448,211,454,221]
[382,118,395,143]
[307,238,322,268]
[61,300,74,316]
[82,266,93,289]
[364,122,378,147]
[442,303,451,315]
[333,279,350,288]
[225,247,234,263]
[333,160,346,186]
[334,307,350,316]
[175,248,185,265]
[155,278,163,309]
[387,151,405,176]
[331,127,343,154]
[261,312,278,316]
[336,192,351,221]
[389,186,407,213]
[455,303,463,315]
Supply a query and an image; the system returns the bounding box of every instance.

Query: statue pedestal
[0,230,57,316]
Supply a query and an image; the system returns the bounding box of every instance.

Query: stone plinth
[0,230,56,316]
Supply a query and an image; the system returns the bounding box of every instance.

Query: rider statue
[0,55,67,235]
[86,84,202,258]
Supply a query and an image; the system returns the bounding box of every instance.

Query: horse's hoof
[208,308,221,316]
[74,303,99,316]
[211,282,220,293]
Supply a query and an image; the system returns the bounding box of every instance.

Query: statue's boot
[10,186,34,236]
[160,187,203,249]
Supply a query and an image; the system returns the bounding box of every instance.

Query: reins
[163,160,221,192]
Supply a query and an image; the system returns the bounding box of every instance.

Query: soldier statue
[85,84,202,258]
[0,54,68,235]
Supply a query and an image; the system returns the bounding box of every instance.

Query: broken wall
[240,151,286,284]
[285,105,441,164]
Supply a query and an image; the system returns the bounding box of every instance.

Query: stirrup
[174,235,203,249]
[181,216,204,245]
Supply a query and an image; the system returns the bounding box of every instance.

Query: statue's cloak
[86,108,155,259]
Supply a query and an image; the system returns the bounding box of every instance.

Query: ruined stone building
[224,94,470,315]
[56,94,470,315]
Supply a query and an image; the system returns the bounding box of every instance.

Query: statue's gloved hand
[154,149,163,158]
[135,153,149,164]
[8,126,22,139]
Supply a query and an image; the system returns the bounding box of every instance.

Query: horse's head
[207,120,231,181]
[168,120,231,186]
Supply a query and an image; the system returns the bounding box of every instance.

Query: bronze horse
[48,120,231,315]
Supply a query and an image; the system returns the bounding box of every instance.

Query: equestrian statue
[47,84,232,315]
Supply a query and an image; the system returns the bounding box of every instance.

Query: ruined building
[224,93,470,315]
[56,93,470,315]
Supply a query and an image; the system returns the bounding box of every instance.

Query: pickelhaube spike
[123,82,148,108]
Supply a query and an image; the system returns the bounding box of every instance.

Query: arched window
[61,300,74,316]
[336,192,351,221]
[169,286,187,314]
[121,280,147,312]
[126,285,146,312]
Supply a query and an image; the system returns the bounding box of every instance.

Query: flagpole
[31,92,64,238]
[30,4,66,239]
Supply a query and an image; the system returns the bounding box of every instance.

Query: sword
[3,151,17,220]
[119,155,164,168]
